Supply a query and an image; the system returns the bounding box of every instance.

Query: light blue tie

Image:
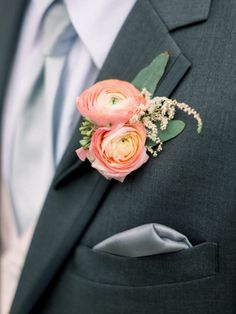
[10,1,77,233]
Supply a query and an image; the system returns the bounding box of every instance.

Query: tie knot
[42,1,77,56]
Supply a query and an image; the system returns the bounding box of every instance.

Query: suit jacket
[0,0,236,313]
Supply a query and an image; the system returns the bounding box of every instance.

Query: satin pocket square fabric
[93,223,192,257]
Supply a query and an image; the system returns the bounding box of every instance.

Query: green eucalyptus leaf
[146,120,185,147]
[132,52,169,94]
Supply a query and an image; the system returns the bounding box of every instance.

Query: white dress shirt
[0,1,136,313]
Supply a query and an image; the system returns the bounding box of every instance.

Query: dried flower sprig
[129,89,203,157]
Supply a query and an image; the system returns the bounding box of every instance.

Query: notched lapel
[10,1,212,313]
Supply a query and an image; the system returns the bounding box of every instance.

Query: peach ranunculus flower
[76,123,149,182]
[76,79,146,126]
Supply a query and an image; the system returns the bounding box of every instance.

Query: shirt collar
[32,0,136,69]
[64,0,136,69]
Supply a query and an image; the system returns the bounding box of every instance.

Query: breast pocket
[71,242,218,287]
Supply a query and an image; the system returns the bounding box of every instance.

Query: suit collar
[150,0,212,31]
[10,0,212,313]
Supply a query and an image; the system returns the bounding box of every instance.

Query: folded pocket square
[93,223,192,257]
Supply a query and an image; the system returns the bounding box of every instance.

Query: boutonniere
[75,52,202,182]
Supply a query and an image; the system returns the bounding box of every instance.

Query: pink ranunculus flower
[76,123,149,182]
[76,79,146,126]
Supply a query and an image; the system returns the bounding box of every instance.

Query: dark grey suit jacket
[0,0,235,313]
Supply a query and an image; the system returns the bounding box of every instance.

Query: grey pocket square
[93,223,192,257]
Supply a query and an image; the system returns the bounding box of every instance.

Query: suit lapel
[150,0,212,31]
[53,0,192,189]
[10,0,212,313]
[54,0,212,189]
